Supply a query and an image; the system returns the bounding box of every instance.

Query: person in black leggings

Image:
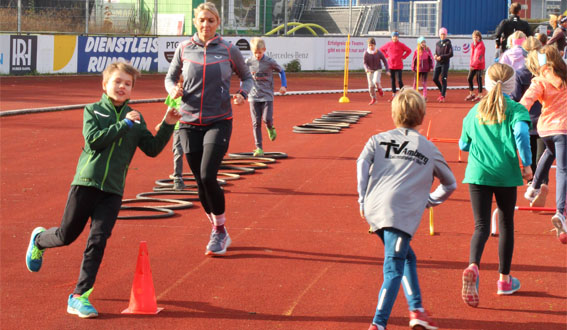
[165,2,253,255]
[432,27,453,102]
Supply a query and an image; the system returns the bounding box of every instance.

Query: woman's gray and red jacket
[165,33,253,125]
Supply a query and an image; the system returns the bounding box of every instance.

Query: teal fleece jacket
[72,94,175,196]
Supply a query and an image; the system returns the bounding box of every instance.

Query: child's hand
[360,208,365,219]
[154,123,161,131]
[163,107,182,125]
[169,77,184,100]
[125,111,141,123]
[521,166,533,182]
[279,86,287,94]
[232,93,245,105]
[386,71,391,76]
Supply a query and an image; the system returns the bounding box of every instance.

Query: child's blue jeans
[372,228,422,327]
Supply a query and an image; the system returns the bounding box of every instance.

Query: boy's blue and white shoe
[26,227,46,272]
[67,288,98,318]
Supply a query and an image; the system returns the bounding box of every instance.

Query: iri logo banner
[462,43,471,54]
[10,36,37,74]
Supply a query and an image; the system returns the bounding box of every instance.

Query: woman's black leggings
[390,69,404,93]
[186,144,227,215]
[467,69,483,93]
[468,184,517,275]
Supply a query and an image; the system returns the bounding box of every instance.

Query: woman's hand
[232,93,245,105]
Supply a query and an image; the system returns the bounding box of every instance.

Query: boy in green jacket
[25,61,181,318]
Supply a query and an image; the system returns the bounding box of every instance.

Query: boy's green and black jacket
[72,94,174,196]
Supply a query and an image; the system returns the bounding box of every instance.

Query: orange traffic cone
[122,241,163,314]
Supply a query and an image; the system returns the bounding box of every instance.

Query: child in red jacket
[411,36,434,100]
[466,31,486,102]
[380,31,412,101]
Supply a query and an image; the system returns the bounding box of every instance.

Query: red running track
[1,73,565,329]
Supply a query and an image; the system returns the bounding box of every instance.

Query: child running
[465,30,486,102]
[380,31,411,101]
[245,37,287,157]
[520,45,567,244]
[432,28,453,103]
[25,61,181,318]
[358,88,457,330]
[411,36,433,100]
[460,63,533,308]
[510,37,549,207]
[499,30,527,71]
[364,37,388,105]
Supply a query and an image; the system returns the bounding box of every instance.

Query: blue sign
[78,36,158,73]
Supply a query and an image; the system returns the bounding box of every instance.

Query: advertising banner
[77,36,159,73]
[0,35,9,74]
[10,35,37,75]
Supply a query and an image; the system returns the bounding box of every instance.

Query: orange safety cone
[122,241,163,314]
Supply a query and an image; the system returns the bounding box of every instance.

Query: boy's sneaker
[267,127,277,141]
[409,310,438,330]
[462,264,479,307]
[531,184,548,207]
[368,97,376,105]
[253,148,264,157]
[173,178,186,191]
[26,227,46,272]
[67,288,98,318]
[465,94,475,101]
[524,186,540,203]
[497,276,521,295]
[205,229,231,255]
[368,324,387,330]
[551,213,567,244]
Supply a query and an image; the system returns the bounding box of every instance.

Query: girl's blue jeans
[532,134,566,214]
[372,228,423,327]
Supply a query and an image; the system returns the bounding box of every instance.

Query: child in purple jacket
[364,37,389,105]
[411,37,434,100]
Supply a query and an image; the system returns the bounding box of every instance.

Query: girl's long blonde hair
[525,45,567,88]
[477,63,514,124]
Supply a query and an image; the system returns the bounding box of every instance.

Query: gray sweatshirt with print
[357,128,456,236]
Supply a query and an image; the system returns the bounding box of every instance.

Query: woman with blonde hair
[521,45,567,244]
[460,63,532,307]
[165,2,253,255]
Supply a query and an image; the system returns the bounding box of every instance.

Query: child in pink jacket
[380,31,412,101]
[411,36,434,100]
[466,30,486,101]
[521,45,567,245]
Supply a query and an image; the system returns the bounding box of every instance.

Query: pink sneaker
[497,276,521,295]
[409,310,438,330]
[462,264,479,307]
[378,88,384,97]
[369,98,376,105]
[438,95,445,103]
[368,324,387,330]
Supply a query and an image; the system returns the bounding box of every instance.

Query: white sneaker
[524,186,540,203]
[551,213,567,244]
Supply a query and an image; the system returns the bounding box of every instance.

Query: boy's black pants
[36,185,122,295]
